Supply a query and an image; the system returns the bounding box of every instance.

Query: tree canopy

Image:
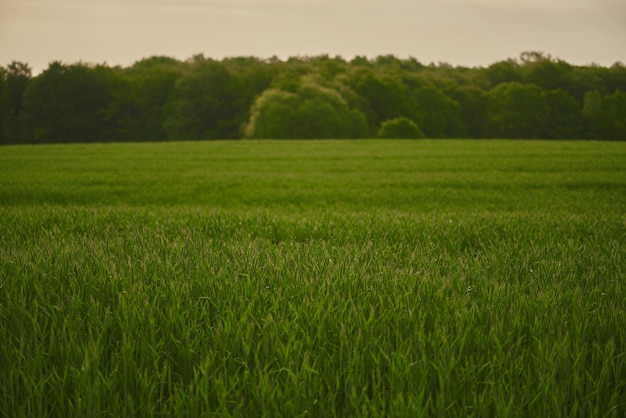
[245,83,367,139]
[1,52,625,143]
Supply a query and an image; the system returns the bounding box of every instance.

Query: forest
[1,51,625,143]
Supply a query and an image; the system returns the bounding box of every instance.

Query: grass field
[1,139,625,417]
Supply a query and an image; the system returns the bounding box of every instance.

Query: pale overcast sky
[1,0,625,73]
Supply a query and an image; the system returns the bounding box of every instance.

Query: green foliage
[245,83,368,139]
[20,62,121,143]
[108,66,182,141]
[1,52,626,142]
[377,117,424,138]
[345,68,410,134]
[603,90,626,140]
[448,85,489,138]
[0,61,31,144]
[484,59,522,88]
[126,55,184,75]
[244,89,298,138]
[404,75,467,137]
[583,89,626,140]
[0,67,6,144]
[522,54,575,91]
[544,88,583,139]
[1,140,625,416]
[487,82,549,138]
[162,57,272,140]
[163,59,232,140]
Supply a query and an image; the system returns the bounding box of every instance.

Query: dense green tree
[602,90,626,140]
[0,61,32,143]
[109,67,180,141]
[2,52,625,143]
[349,55,372,68]
[606,62,626,95]
[0,67,6,144]
[487,82,548,138]
[583,90,626,140]
[448,85,488,138]
[484,59,522,88]
[311,55,348,83]
[582,90,605,139]
[522,53,575,92]
[163,56,274,140]
[544,89,583,139]
[126,56,184,75]
[268,64,305,93]
[21,62,121,143]
[245,89,299,138]
[345,68,410,135]
[163,58,232,140]
[245,83,367,139]
[403,75,466,138]
[377,117,424,139]
[222,57,274,138]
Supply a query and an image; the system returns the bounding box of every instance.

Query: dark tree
[403,75,466,138]
[163,58,232,140]
[346,68,410,135]
[0,67,6,144]
[2,52,624,142]
[448,85,489,138]
[0,61,32,143]
[21,62,121,143]
[484,59,522,88]
[487,82,548,138]
[583,90,626,140]
[603,90,626,140]
[522,53,575,92]
[544,89,583,139]
[108,62,182,141]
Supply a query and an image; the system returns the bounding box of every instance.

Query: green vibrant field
[1,140,625,417]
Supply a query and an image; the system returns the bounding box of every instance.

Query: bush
[377,117,424,139]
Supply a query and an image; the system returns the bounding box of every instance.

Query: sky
[1,0,625,73]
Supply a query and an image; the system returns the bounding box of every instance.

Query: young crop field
[1,139,625,417]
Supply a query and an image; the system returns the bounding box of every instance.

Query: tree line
[1,52,625,144]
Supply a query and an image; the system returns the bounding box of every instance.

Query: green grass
[1,140,625,417]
